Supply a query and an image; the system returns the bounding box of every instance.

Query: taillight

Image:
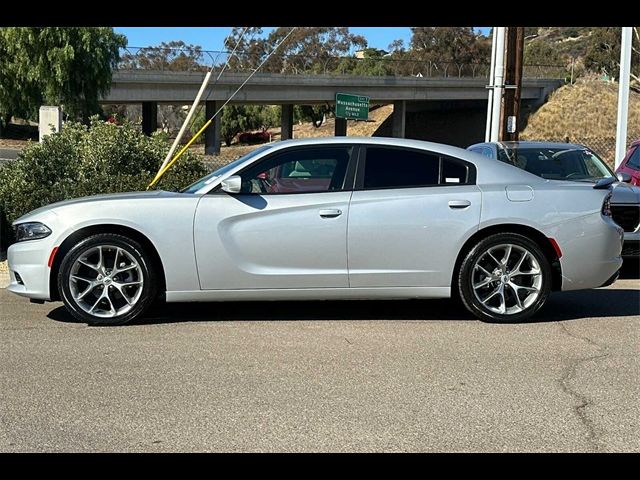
[602,192,613,217]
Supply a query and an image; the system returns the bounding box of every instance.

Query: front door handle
[319,208,342,218]
[448,200,471,209]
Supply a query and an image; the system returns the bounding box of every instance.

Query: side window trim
[355,145,477,191]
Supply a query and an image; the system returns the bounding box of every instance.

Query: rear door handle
[448,200,471,209]
[319,208,342,218]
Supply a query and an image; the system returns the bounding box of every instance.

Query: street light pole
[490,27,506,142]
[485,29,498,142]
[615,27,633,168]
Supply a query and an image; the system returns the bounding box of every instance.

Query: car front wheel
[458,233,552,323]
[58,233,157,326]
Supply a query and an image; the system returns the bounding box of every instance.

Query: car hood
[14,190,184,224]
[610,182,640,205]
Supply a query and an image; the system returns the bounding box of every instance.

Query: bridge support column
[205,100,222,156]
[392,101,406,138]
[281,104,294,140]
[335,117,347,136]
[142,101,157,136]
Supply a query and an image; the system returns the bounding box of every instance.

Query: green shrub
[0,116,207,234]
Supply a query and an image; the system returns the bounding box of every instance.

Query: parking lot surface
[1,265,638,452]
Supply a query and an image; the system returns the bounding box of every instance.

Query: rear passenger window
[363,147,473,189]
[441,158,468,184]
[364,147,439,189]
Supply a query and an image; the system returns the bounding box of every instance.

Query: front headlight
[14,222,52,242]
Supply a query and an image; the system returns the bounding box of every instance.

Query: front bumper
[7,238,54,301]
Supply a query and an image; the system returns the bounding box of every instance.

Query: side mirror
[616,172,632,183]
[221,175,242,194]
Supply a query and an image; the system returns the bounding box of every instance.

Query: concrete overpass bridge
[102,71,563,154]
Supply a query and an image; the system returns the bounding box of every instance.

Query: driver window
[239,146,352,194]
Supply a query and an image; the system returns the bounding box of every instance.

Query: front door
[194,145,354,290]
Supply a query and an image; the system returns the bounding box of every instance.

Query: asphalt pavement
[1,265,638,452]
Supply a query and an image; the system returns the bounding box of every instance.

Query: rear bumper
[553,213,624,291]
[599,269,620,288]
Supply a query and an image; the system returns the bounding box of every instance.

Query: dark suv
[468,141,640,259]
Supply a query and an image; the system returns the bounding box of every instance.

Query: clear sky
[115,27,491,51]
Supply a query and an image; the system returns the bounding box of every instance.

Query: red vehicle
[616,139,640,186]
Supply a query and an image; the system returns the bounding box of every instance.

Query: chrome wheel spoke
[511,269,540,276]
[71,274,95,284]
[481,286,502,304]
[498,289,506,314]
[97,246,104,270]
[512,251,528,273]
[78,259,100,272]
[115,264,137,274]
[104,289,116,316]
[112,248,121,272]
[487,251,502,267]
[89,289,106,313]
[113,283,134,305]
[474,264,493,277]
[77,282,98,300]
[507,283,524,310]
[502,245,512,266]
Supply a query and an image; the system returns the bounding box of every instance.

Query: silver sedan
[7,137,624,325]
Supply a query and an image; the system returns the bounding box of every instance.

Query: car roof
[274,136,474,158]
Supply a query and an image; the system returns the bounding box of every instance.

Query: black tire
[58,233,157,326]
[458,233,552,323]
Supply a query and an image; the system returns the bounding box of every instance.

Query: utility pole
[500,27,525,141]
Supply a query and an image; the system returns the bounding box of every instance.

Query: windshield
[181,144,274,193]
[497,146,615,182]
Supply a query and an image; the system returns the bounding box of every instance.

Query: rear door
[347,145,481,288]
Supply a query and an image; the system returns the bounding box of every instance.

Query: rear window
[363,147,473,189]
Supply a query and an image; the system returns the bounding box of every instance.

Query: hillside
[526,27,595,58]
[521,76,640,165]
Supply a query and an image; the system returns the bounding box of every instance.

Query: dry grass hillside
[521,76,640,165]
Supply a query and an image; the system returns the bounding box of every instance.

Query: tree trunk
[0,113,12,138]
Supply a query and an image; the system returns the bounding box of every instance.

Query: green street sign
[335,93,369,121]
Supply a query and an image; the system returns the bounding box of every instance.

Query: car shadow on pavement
[47,287,640,326]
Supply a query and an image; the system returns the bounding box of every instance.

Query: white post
[490,27,507,142]
[485,29,498,142]
[158,70,212,173]
[615,27,633,168]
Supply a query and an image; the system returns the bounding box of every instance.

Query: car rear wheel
[458,233,551,323]
[58,233,157,326]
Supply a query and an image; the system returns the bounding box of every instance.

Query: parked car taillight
[602,192,613,217]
